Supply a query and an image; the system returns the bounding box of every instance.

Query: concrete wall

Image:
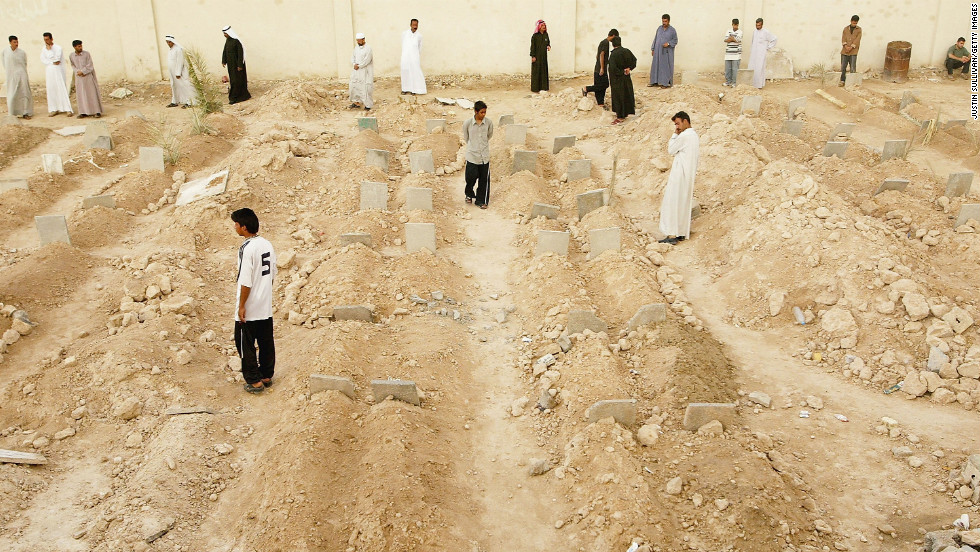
[0,0,971,86]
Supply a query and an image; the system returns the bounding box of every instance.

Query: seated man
[946,37,971,79]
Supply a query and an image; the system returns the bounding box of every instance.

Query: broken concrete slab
[83,121,113,149]
[553,135,575,154]
[35,215,71,246]
[899,90,918,111]
[53,125,86,136]
[371,379,420,406]
[405,187,433,211]
[747,391,772,408]
[359,181,388,210]
[41,154,63,175]
[139,146,165,172]
[339,232,372,247]
[844,72,862,89]
[567,159,591,180]
[682,402,737,431]
[408,149,435,174]
[535,230,569,256]
[587,399,638,425]
[310,374,356,399]
[357,117,378,132]
[956,204,980,227]
[512,150,537,174]
[627,303,667,332]
[405,222,436,253]
[780,119,804,136]
[681,70,698,85]
[529,203,559,220]
[736,69,754,86]
[740,95,762,116]
[82,194,116,209]
[498,114,514,126]
[0,179,29,193]
[588,226,621,259]
[0,449,48,465]
[365,149,390,172]
[425,118,446,133]
[576,188,606,220]
[945,172,974,198]
[175,169,229,206]
[828,122,856,141]
[505,124,527,145]
[787,96,806,119]
[881,139,908,161]
[823,141,848,158]
[333,305,374,322]
[567,309,607,335]
[874,178,909,196]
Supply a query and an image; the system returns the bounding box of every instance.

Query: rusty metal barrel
[883,41,912,83]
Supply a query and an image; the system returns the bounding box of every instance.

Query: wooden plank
[0,449,48,465]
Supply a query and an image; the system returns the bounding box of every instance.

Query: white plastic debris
[799,410,810,418]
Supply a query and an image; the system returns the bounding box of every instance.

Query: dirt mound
[246,81,349,120]
[176,134,234,173]
[407,132,461,168]
[109,171,174,212]
[0,242,97,309]
[0,126,50,170]
[205,112,245,137]
[68,206,131,248]
[490,169,555,215]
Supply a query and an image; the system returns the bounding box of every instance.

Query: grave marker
[359,181,388,210]
[588,227,621,259]
[309,375,355,399]
[365,149,390,172]
[881,139,908,161]
[512,150,537,174]
[956,204,980,227]
[175,170,229,206]
[339,232,373,247]
[535,230,569,256]
[371,379,420,406]
[53,125,86,136]
[683,403,737,431]
[82,194,116,209]
[828,122,856,141]
[0,179,29,193]
[823,141,848,158]
[406,222,436,253]
[736,69,754,86]
[333,305,374,322]
[899,90,918,111]
[139,146,165,172]
[627,303,667,331]
[945,172,974,198]
[576,188,606,220]
[945,119,967,129]
[780,119,804,136]
[529,203,559,220]
[505,124,527,145]
[873,178,909,196]
[844,72,862,89]
[405,187,433,211]
[787,96,806,119]
[35,215,71,246]
[408,150,435,174]
[552,135,575,154]
[567,309,607,334]
[567,159,591,180]
[41,154,63,175]
[425,119,446,133]
[83,121,113,149]
[587,399,638,425]
[498,114,514,126]
[358,117,378,132]
[740,95,762,116]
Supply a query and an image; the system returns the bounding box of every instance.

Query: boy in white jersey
[232,208,277,393]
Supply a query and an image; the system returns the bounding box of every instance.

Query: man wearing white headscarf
[349,33,374,110]
[165,35,194,108]
[400,18,426,95]
[221,25,250,104]
[40,32,72,116]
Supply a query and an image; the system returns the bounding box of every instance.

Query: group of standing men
[3,33,102,119]
[347,19,427,111]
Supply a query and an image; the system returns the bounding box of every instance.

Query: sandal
[261,378,273,387]
[166,103,178,108]
[243,382,265,394]
[465,197,473,204]
[480,204,488,210]
[582,87,587,97]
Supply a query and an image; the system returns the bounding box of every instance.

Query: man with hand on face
[40,32,72,116]
[659,111,700,245]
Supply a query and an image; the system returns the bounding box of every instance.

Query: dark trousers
[235,317,275,384]
[464,161,490,206]
[840,54,857,81]
[585,71,609,105]
[946,58,969,74]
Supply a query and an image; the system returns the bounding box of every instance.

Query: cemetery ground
[0,68,979,552]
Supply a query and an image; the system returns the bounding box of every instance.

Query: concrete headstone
[787,96,806,119]
[828,122,856,141]
[567,309,607,334]
[588,227,621,259]
[780,119,804,136]
[823,141,848,158]
[899,90,918,111]
[736,69,754,86]
[409,150,435,174]
[359,181,388,210]
[371,379,420,406]
[844,72,862,88]
[498,114,515,126]
[41,154,63,175]
[83,121,113,149]
[682,403,737,431]
[35,215,71,246]
[505,124,527,145]
[881,139,908,161]
[53,125,86,136]
[552,135,575,154]
[535,230,569,256]
[0,179,29,193]
[425,119,446,133]
[406,222,436,253]
[139,146,165,172]
[339,232,373,247]
[358,117,378,132]
[333,305,374,322]
[740,95,762,116]
[873,178,909,196]
[567,159,591,180]
[175,169,229,205]
[309,374,355,399]
[587,399,638,425]
[82,194,116,209]
[627,303,667,331]
[405,187,433,211]
[945,172,974,198]
[365,149,390,172]
[956,204,980,227]
[576,188,606,220]
[529,203,559,220]
[512,150,537,174]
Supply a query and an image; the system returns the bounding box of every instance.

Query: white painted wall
[0,0,971,86]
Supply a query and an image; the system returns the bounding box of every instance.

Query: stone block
[682,403,736,431]
[567,309,607,334]
[371,379,420,406]
[844,72,862,89]
[125,109,146,120]
[309,374,355,399]
[765,48,793,79]
[35,215,71,246]
[588,226,620,259]
[881,139,908,161]
[498,114,514,126]
[512,150,537,174]
[0,449,47,465]
[82,194,116,209]
[405,222,436,253]
[576,188,606,220]
[535,230,569,256]
[586,399,638,425]
[83,121,113,150]
[780,119,804,136]
[681,70,698,84]
[358,117,378,132]
[1,115,22,126]
[529,203,559,220]
[425,119,446,133]
[899,90,918,111]
[505,124,527,145]
[823,141,848,158]
[41,154,63,175]
[874,178,909,195]
[339,232,372,247]
[405,187,433,211]
[627,303,667,332]
[53,125,86,136]
[0,179,29,193]
[408,150,435,174]
[552,135,575,154]
[787,96,806,119]
[139,146,165,172]
[333,305,374,322]
[567,159,591,180]
[945,172,974,198]
[174,169,228,206]
[956,204,980,227]
[736,69,754,86]
[828,122,856,141]
[740,95,762,116]
[365,149,390,172]
[359,181,388,210]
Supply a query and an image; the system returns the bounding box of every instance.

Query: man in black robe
[530,20,550,93]
[583,29,618,108]
[607,36,636,124]
[221,25,250,104]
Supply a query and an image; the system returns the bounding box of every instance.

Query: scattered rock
[665,476,683,495]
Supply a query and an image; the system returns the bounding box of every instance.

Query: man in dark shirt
[946,37,971,79]
[583,29,618,109]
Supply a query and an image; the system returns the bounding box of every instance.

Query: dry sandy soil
[0,67,978,552]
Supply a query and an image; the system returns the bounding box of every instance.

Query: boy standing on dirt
[231,208,277,394]
[462,101,493,209]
